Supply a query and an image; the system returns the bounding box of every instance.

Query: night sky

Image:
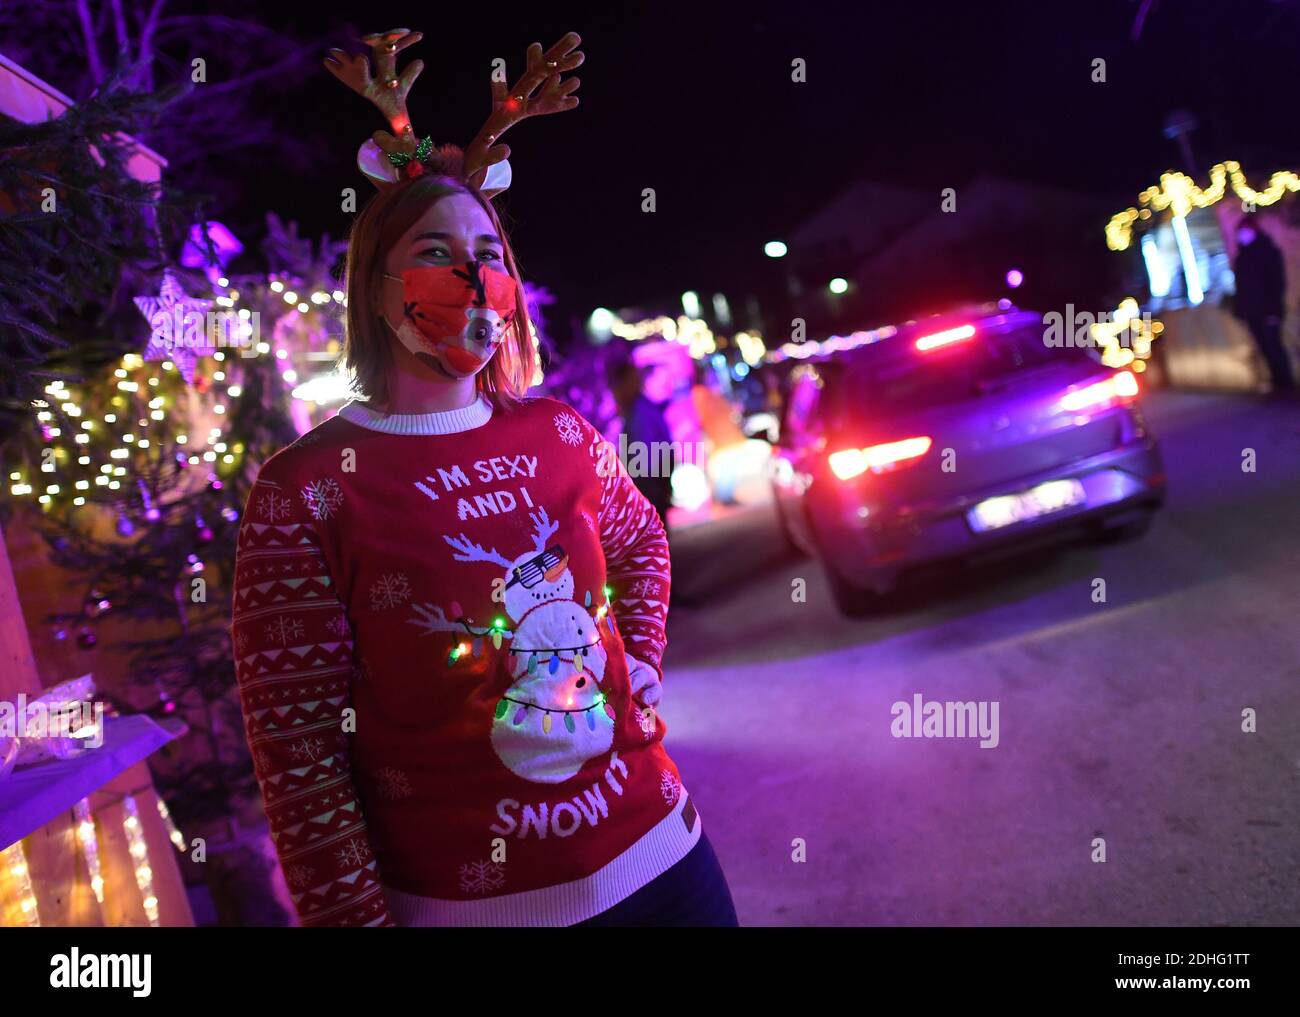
[22,0,1300,345]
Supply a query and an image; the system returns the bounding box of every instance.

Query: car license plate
[968,479,1085,532]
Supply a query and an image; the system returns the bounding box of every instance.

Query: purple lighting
[1005,269,1024,288]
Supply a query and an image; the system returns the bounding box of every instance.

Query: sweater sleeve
[231,462,395,927]
[585,414,672,690]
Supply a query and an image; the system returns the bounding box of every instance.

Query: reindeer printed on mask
[408,506,616,784]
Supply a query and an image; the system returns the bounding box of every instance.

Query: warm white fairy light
[122,795,160,926]
[73,798,105,904]
[155,798,187,852]
[16,266,343,509]
[1107,160,1300,251]
[3,841,41,926]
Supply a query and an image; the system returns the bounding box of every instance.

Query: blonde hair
[341,172,536,409]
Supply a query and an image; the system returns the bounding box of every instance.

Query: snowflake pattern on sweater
[231,396,686,927]
[230,490,393,927]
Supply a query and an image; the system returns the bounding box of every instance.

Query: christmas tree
[4,211,355,921]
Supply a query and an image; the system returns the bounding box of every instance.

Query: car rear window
[828,324,1094,415]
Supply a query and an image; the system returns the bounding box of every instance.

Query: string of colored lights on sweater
[496,694,614,733]
[443,586,617,669]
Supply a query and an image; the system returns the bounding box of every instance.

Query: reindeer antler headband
[325,28,583,197]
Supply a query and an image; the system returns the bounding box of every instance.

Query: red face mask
[386,262,518,376]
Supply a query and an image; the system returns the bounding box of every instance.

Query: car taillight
[829,436,933,480]
[915,324,975,352]
[1058,370,1139,413]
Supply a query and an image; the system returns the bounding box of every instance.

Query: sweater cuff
[626,652,663,706]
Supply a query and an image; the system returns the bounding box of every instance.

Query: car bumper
[811,437,1166,592]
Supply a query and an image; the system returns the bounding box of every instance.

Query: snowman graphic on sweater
[409,506,617,784]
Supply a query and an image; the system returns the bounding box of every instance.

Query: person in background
[609,358,676,529]
[1232,217,1293,394]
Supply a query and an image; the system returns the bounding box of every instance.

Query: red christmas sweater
[231,393,699,926]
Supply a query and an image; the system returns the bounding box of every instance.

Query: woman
[230,29,736,927]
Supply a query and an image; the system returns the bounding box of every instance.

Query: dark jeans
[1246,316,1295,392]
[572,832,739,927]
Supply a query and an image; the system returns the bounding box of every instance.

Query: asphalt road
[658,390,1300,925]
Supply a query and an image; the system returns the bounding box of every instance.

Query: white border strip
[384,790,702,926]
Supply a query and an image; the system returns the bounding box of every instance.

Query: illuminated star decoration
[133,270,213,383]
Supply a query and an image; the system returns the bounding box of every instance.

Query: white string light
[122,795,160,926]
[73,798,105,905]
[1107,160,1300,251]
[2,841,41,926]
[155,797,187,852]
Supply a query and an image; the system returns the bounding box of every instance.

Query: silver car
[770,311,1166,615]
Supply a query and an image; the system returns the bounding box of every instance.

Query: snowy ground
[659,390,1300,925]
